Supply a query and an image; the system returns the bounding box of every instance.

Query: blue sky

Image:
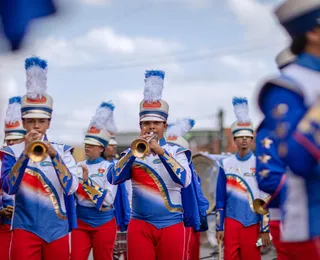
[0,0,289,145]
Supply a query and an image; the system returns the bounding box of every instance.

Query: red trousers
[71,218,117,260]
[127,219,185,260]
[0,224,11,260]
[269,220,288,260]
[184,227,200,260]
[224,217,261,260]
[10,229,69,260]
[282,237,320,260]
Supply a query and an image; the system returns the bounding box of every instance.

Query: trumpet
[253,195,271,215]
[131,132,158,159]
[27,140,48,163]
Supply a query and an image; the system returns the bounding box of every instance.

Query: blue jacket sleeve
[109,149,135,185]
[216,166,226,231]
[159,150,191,187]
[0,148,29,195]
[260,84,318,178]
[255,121,286,207]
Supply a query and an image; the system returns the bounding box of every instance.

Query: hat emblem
[88,126,101,134]
[5,121,20,128]
[26,96,47,104]
[167,136,178,141]
[237,122,251,127]
[142,101,161,108]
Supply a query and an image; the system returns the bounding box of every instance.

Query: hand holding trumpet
[140,132,164,156]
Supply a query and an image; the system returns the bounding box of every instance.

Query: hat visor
[140,116,165,122]
[233,130,254,138]
[22,113,51,119]
[4,134,25,141]
[84,138,105,147]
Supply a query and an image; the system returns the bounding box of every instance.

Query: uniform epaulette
[258,74,303,112]
[0,146,15,158]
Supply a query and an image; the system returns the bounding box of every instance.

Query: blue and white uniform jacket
[76,157,118,228]
[0,140,78,243]
[109,138,192,229]
[216,151,269,232]
[258,53,320,242]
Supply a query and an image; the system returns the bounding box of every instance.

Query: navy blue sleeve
[215,166,226,231]
[260,85,318,178]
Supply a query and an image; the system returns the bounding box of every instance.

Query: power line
[49,39,284,71]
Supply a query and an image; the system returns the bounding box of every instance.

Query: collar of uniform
[235,150,252,161]
[296,53,320,72]
[159,137,166,146]
[86,157,104,165]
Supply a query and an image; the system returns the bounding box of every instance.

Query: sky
[0,0,289,145]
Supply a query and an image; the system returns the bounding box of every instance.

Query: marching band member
[216,97,270,260]
[104,137,118,163]
[166,118,209,260]
[109,70,192,260]
[0,96,26,260]
[72,101,129,260]
[255,48,296,260]
[257,1,320,258]
[0,57,78,260]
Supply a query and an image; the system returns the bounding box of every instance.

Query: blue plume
[232,97,248,106]
[9,96,21,104]
[25,57,48,70]
[100,101,115,111]
[145,70,165,79]
[189,119,195,128]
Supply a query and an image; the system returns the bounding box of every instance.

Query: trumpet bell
[27,140,48,163]
[131,138,150,159]
[253,198,269,215]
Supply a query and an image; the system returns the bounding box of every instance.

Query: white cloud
[226,0,287,42]
[219,54,268,77]
[31,27,185,73]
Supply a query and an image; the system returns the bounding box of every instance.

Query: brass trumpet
[27,140,48,162]
[253,195,271,215]
[131,132,158,159]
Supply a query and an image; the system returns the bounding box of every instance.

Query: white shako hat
[84,101,117,148]
[166,118,195,149]
[139,70,169,122]
[4,96,26,141]
[275,0,320,39]
[231,97,254,138]
[21,56,53,119]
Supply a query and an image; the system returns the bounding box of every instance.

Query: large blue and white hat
[275,0,320,38]
[139,70,169,122]
[4,96,26,141]
[231,97,254,138]
[84,101,117,148]
[275,47,297,69]
[166,118,195,149]
[21,57,53,119]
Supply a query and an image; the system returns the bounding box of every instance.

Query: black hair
[290,34,307,55]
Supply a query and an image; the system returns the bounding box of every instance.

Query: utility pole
[218,109,224,154]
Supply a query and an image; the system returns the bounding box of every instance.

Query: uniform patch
[40,161,53,167]
[153,159,161,164]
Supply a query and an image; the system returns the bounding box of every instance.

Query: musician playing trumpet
[215,97,270,260]
[109,70,192,260]
[0,57,79,260]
